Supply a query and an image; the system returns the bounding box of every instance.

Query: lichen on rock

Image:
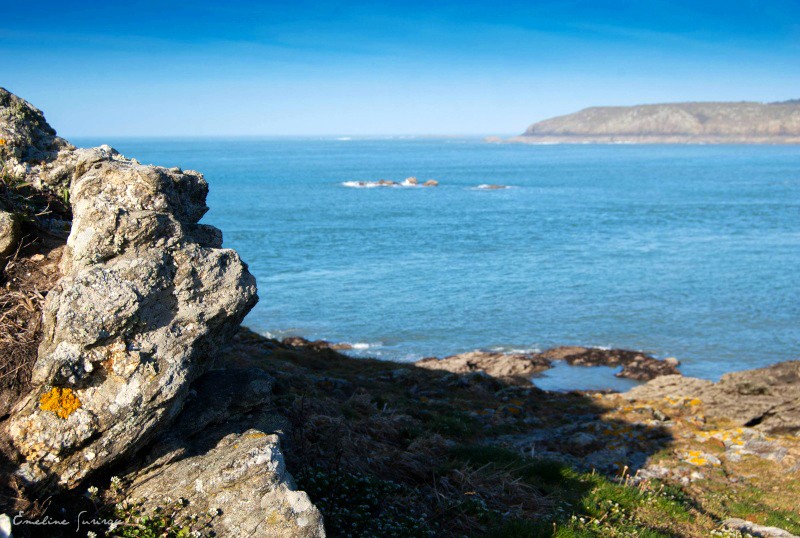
[2,89,258,491]
[38,387,82,419]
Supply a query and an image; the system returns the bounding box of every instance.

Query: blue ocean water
[74,137,800,381]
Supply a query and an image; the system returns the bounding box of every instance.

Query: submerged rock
[282,336,353,351]
[417,345,680,386]
[540,346,681,381]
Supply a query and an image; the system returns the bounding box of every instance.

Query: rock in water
[416,351,551,385]
[539,346,681,381]
[2,89,258,490]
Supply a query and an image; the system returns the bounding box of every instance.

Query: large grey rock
[0,87,73,191]
[128,430,324,538]
[0,88,68,164]
[4,91,258,490]
[1,88,322,538]
[125,368,325,537]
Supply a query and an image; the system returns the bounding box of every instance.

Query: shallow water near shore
[532,362,640,392]
[74,137,800,382]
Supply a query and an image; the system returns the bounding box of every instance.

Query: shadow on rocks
[223,328,678,537]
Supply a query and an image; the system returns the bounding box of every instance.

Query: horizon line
[65,133,516,140]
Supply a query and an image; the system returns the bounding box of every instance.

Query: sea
[73,137,800,390]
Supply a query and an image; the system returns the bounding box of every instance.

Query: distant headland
[503,100,800,144]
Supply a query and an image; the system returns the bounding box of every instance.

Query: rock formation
[416,351,551,385]
[508,101,800,144]
[1,88,322,537]
[417,345,680,384]
[539,346,681,381]
[4,131,257,488]
[124,368,324,537]
[625,361,800,435]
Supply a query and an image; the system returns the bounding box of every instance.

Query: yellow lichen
[39,387,82,419]
[0,138,6,145]
[265,510,283,525]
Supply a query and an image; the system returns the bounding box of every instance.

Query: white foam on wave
[342,181,385,188]
[488,346,541,355]
[473,184,514,190]
[341,180,429,189]
[348,342,378,350]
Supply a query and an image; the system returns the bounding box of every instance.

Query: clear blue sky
[2,0,798,136]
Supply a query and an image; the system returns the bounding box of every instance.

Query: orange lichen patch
[502,404,523,416]
[663,396,703,408]
[39,387,82,419]
[682,450,721,467]
[696,427,778,448]
[0,138,6,145]
[245,432,268,439]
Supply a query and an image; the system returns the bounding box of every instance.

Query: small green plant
[82,477,218,538]
[296,467,434,537]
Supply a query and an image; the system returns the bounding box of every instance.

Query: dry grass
[0,239,64,418]
[0,173,69,418]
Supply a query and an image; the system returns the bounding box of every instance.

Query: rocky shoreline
[2,88,799,537]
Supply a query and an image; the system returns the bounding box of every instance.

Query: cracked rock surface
[626,361,800,435]
[2,88,258,491]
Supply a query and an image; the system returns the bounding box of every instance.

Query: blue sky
[2,0,799,136]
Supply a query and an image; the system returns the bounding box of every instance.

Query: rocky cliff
[509,101,800,144]
[0,88,324,537]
